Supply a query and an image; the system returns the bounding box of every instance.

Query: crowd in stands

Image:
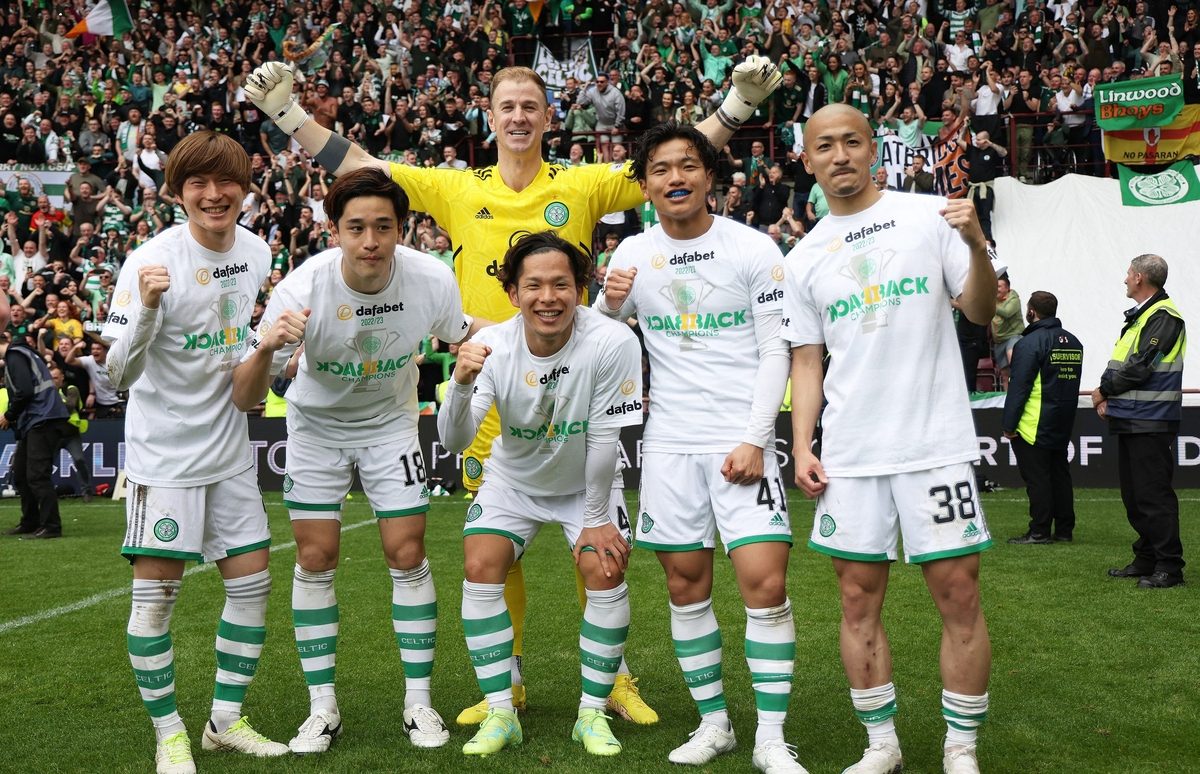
[2,0,1197,414]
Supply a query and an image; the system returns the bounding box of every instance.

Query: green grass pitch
[1,490,1198,773]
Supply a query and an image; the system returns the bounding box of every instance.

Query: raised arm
[695,55,784,148]
[245,62,388,178]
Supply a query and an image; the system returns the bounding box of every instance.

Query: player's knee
[386,539,426,571]
[932,574,982,620]
[296,542,339,572]
[839,581,884,623]
[664,568,710,604]
[464,551,509,584]
[741,571,787,608]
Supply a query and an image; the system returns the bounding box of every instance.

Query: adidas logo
[419,486,430,499]
[475,207,494,219]
[769,513,786,527]
[962,522,981,539]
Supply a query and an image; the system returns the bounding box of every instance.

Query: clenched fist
[138,264,171,309]
[721,55,784,125]
[244,62,309,134]
[453,341,491,385]
[260,308,310,352]
[602,267,637,311]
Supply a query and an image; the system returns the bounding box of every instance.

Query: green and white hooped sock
[745,600,795,745]
[211,569,271,733]
[579,583,630,710]
[128,578,185,742]
[462,580,514,710]
[670,598,729,730]
[390,558,437,709]
[851,682,900,746]
[292,564,339,715]
[943,689,988,748]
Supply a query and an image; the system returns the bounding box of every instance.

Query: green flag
[1118,161,1200,206]
[1095,74,1184,131]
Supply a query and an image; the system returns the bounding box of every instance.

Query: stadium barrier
[3,411,1198,495]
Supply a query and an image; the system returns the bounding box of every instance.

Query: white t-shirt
[781,191,979,476]
[250,246,469,448]
[103,224,270,486]
[77,355,119,405]
[464,306,642,497]
[605,216,785,453]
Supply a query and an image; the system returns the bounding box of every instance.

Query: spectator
[1003,291,1084,545]
[436,145,469,170]
[992,275,1023,387]
[965,131,1007,242]
[754,164,791,230]
[49,364,93,502]
[900,154,935,193]
[65,339,124,419]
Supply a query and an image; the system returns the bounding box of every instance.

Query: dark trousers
[13,419,70,534]
[1117,433,1184,575]
[1012,437,1075,538]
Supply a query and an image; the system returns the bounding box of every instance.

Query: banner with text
[4,414,1198,496]
[531,39,598,91]
[1094,74,1184,131]
[1102,105,1200,165]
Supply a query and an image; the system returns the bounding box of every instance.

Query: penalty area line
[0,517,376,636]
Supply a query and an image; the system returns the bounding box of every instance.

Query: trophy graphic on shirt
[347,328,400,393]
[838,248,896,333]
[214,292,249,369]
[531,389,571,454]
[661,278,714,351]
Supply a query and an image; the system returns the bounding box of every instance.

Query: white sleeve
[105,305,163,391]
[583,426,622,528]
[430,267,472,344]
[587,327,643,429]
[437,375,493,454]
[781,248,824,347]
[744,246,790,447]
[744,310,790,448]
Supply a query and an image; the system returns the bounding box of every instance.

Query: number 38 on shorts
[809,462,993,564]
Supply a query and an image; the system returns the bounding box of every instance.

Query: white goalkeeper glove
[245,62,309,135]
[719,55,784,128]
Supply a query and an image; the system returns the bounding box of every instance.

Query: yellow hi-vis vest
[1103,298,1186,423]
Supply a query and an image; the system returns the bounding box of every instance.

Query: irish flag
[67,0,133,38]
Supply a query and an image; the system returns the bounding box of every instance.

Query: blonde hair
[490,66,549,106]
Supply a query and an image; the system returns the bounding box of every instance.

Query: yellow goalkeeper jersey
[388,160,644,322]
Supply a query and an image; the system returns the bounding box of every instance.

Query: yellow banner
[1102,105,1200,165]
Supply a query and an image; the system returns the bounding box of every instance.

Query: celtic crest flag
[1117,161,1200,207]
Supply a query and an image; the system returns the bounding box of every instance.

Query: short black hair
[629,120,719,183]
[1027,290,1057,319]
[325,167,410,225]
[498,231,591,292]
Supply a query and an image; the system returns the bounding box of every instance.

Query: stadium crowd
[2,0,1196,407]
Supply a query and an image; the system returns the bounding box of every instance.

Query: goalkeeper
[246,59,782,726]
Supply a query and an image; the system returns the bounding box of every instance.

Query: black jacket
[1002,316,1083,448]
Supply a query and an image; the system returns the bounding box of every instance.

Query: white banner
[875,132,931,190]
[1,163,75,207]
[993,167,1200,392]
[531,39,598,91]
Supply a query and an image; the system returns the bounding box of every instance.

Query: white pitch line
[0,517,377,636]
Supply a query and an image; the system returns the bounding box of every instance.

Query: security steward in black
[1002,292,1083,544]
[2,335,72,539]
